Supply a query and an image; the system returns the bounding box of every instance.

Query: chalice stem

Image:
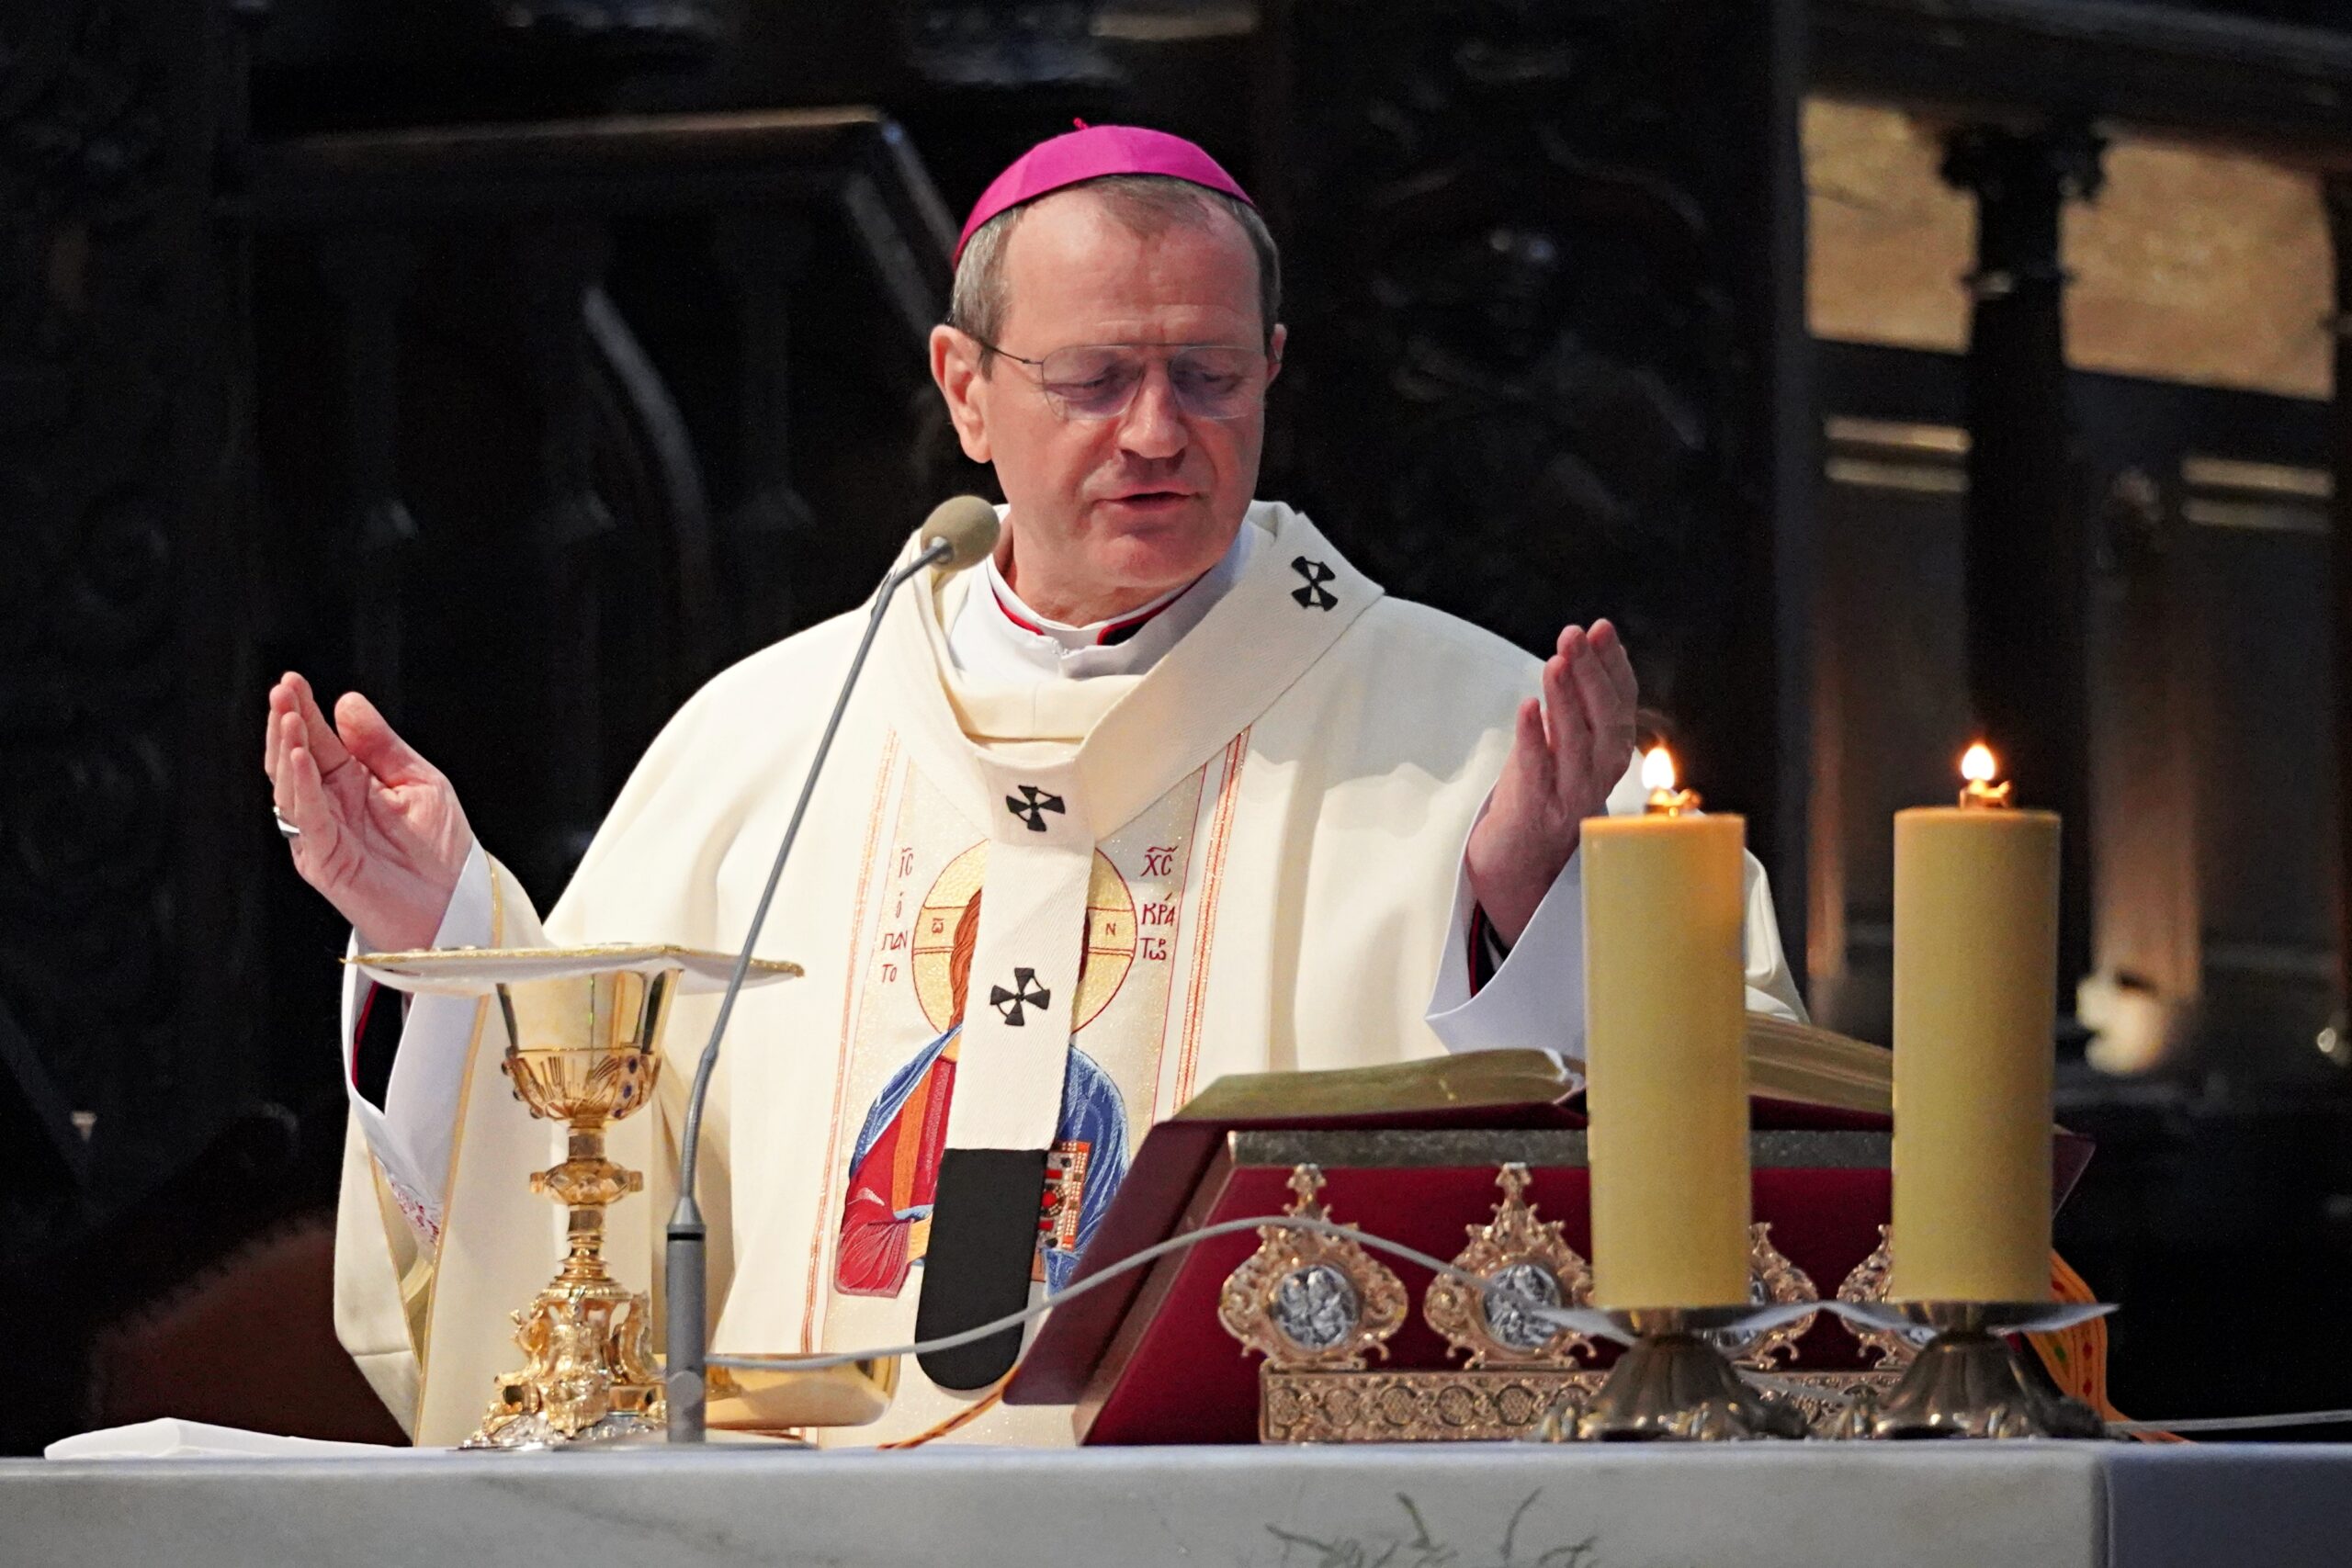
[527,1116,642,1286]
[558,1122,615,1285]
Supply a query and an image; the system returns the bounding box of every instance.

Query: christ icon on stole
[835,887,1130,1297]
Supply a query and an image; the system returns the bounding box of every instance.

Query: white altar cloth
[3,1441,2344,1567]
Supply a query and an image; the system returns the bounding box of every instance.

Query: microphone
[919,493,1002,572]
[664,495,1001,1443]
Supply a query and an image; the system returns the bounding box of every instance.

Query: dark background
[3,0,2347,1451]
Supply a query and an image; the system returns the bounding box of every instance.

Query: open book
[1171,1014,1897,1125]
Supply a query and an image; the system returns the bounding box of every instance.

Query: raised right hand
[264,672,474,953]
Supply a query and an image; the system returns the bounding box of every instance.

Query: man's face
[931,188,1284,619]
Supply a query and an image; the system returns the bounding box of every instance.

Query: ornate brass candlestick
[352,944,799,1450]
[1826,1300,2109,1439]
[1557,1305,1813,1441]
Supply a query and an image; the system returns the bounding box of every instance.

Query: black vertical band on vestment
[914,1146,1051,1391]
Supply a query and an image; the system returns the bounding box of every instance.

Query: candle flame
[1641,745,1701,815]
[1956,741,2013,808]
[1642,746,1677,794]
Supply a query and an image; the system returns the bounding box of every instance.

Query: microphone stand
[665,536,957,1443]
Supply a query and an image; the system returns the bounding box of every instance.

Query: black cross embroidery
[1291,557,1337,611]
[989,967,1052,1027]
[1005,785,1067,832]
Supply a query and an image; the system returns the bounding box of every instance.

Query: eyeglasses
[967,337,1273,422]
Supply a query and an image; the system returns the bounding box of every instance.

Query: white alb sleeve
[338,840,495,1244]
[1425,834,1591,1061]
[1425,760,1806,1064]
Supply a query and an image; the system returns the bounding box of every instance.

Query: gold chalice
[479,964,673,1448]
[352,944,799,1450]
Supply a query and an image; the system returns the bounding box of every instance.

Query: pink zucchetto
[954,122,1255,263]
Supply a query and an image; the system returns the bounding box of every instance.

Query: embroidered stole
[820,512,1379,1410]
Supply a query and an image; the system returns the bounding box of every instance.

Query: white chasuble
[335,502,1556,1448]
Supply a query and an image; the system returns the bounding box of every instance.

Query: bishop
[263,125,1804,1447]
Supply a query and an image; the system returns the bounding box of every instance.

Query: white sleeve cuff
[1425,741,1808,1063]
[1426,840,1592,1064]
[1425,753,1650,1065]
[338,841,495,1243]
[1740,852,1809,1024]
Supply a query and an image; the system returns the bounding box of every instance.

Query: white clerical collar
[946,516,1258,683]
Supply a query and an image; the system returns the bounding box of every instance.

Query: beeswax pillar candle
[1889,748,2060,1303]
[1582,752,1751,1310]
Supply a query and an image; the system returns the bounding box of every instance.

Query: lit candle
[1583,746,1752,1309]
[1890,743,2060,1303]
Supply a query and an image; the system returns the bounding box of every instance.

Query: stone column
[1941,122,2107,1009]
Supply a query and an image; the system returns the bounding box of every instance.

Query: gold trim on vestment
[1136,765,1211,1114]
[365,1158,435,1382]
[804,734,905,1350]
[409,859,503,1438]
[1174,729,1250,1105]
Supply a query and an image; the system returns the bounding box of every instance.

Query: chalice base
[462,1278,667,1450]
[462,1410,666,1452]
[1570,1332,1810,1441]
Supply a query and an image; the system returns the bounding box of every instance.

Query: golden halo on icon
[910,842,1136,1034]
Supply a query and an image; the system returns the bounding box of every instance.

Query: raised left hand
[1464,620,1638,944]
